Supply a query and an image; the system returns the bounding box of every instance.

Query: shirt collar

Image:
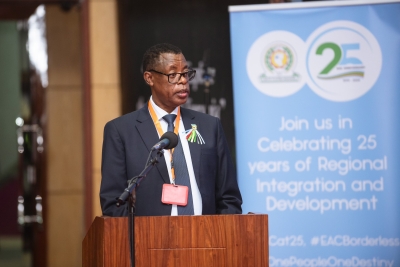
[149,96,179,121]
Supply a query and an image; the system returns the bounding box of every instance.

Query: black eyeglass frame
[147,69,196,84]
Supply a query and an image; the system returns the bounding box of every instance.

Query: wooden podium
[83,214,268,267]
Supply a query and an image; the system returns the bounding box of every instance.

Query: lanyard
[148,101,181,184]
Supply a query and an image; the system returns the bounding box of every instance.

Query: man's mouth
[177,89,189,98]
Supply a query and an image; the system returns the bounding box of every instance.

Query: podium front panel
[83,214,269,267]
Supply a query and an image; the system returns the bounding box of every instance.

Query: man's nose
[178,74,188,84]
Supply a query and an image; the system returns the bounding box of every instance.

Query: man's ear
[143,71,154,86]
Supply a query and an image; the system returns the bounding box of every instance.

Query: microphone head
[160,131,178,149]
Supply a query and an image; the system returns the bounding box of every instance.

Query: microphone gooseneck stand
[116,149,164,267]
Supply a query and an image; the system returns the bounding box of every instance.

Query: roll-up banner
[229,0,400,266]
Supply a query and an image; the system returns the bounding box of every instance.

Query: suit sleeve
[215,118,243,214]
[100,121,128,216]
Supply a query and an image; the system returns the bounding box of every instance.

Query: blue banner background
[230,2,400,265]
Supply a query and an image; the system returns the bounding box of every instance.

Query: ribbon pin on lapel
[185,124,205,144]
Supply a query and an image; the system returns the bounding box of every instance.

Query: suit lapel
[181,108,201,188]
[135,106,170,184]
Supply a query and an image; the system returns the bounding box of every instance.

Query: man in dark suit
[100,43,242,216]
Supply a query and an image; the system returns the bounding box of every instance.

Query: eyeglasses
[147,69,196,84]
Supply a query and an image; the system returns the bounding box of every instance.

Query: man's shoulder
[180,107,219,123]
[105,106,148,129]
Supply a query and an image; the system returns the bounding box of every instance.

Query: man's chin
[173,95,189,106]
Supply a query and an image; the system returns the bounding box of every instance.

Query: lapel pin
[185,124,205,144]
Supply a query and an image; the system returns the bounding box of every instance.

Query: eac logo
[246,21,382,102]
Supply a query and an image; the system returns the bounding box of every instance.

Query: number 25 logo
[316,42,364,79]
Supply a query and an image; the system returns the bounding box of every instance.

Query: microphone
[152,132,178,151]
[116,133,178,207]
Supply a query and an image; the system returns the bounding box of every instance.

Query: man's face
[144,53,190,113]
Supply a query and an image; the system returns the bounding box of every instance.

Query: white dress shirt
[149,96,202,215]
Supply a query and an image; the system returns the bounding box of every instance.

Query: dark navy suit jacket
[100,105,242,216]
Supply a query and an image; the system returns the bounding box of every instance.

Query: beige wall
[45,0,121,266]
[89,0,121,219]
[46,5,84,267]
